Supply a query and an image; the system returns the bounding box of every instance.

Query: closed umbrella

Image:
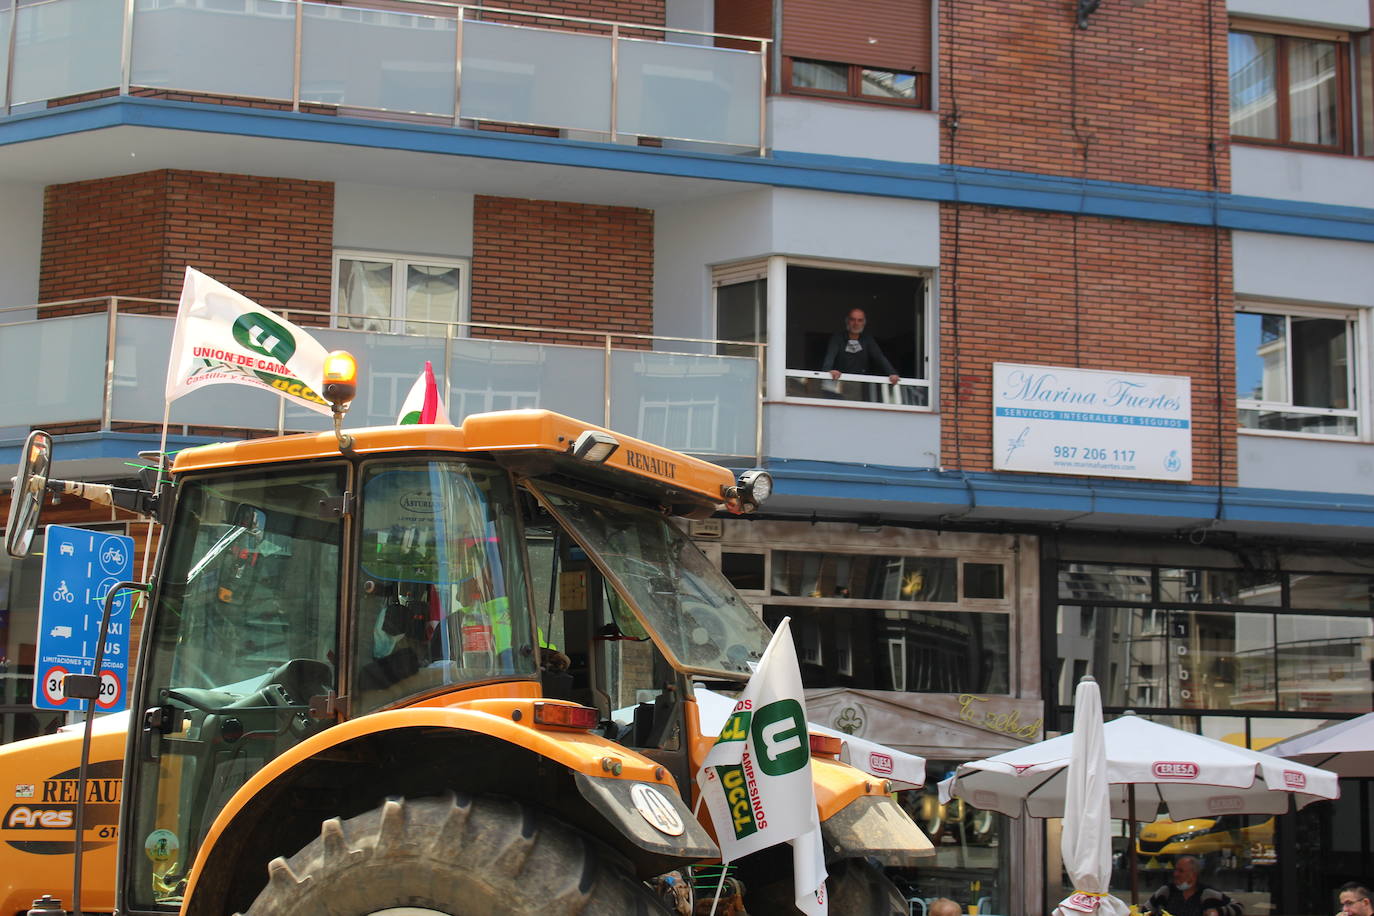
[1267,711,1374,778]
[1052,677,1129,916]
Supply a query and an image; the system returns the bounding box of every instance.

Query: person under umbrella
[1145,855,1241,916]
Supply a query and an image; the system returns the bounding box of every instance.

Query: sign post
[33,525,135,715]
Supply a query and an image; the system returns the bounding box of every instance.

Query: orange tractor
[2,364,929,915]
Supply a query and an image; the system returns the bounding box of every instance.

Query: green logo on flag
[717,709,752,744]
[752,699,809,776]
[232,313,296,364]
[716,764,759,839]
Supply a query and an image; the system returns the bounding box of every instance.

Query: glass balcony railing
[1,0,768,153]
[0,298,764,461]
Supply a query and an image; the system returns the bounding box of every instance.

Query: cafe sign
[993,362,1192,481]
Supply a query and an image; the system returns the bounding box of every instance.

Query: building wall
[332,183,474,265]
[939,208,1236,485]
[0,182,42,313]
[39,171,334,317]
[471,196,654,344]
[940,0,1231,193]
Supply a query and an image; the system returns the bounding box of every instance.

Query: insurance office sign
[992,363,1191,481]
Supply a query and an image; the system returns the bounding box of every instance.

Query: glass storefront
[1052,554,1374,915]
[703,522,1038,914]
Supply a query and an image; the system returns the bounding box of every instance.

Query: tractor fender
[181,702,716,914]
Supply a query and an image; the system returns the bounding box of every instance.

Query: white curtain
[1288,38,1338,145]
[338,259,394,331]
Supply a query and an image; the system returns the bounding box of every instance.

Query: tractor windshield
[126,464,346,910]
[531,483,771,679]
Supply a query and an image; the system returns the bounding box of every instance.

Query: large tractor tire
[747,858,908,915]
[240,793,669,916]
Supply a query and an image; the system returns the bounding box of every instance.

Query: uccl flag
[165,267,333,416]
[697,618,827,914]
[397,361,450,425]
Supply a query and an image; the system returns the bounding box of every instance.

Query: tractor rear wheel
[240,793,669,916]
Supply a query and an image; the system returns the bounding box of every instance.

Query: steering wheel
[165,658,332,714]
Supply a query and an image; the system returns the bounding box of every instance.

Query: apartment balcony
[0,0,767,154]
[0,298,763,465]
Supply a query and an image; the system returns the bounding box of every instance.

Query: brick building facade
[1,0,1372,912]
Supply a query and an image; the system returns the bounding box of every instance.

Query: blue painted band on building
[757,457,1374,536]
[3,97,1373,243]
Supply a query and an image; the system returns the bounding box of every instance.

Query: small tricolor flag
[397,361,450,425]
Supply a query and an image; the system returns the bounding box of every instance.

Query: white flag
[397,360,450,425]
[697,618,828,913]
[165,267,333,416]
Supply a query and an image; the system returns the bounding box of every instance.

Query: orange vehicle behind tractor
[1,356,929,915]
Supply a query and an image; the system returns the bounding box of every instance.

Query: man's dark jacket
[1146,882,1243,916]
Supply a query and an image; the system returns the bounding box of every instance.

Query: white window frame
[1235,300,1364,441]
[331,250,470,337]
[773,256,933,411]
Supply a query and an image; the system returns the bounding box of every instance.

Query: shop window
[764,606,1009,693]
[720,551,766,592]
[963,563,1005,600]
[1229,29,1349,151]
[1059,563,1153,602]
[772,551,956,602]
[1055,560,1374,715]
[1287,573,1374,610]
[333,251,468,337]
[891,764,1009,911]
[1235,305,1359,437]
[785,58,927,108]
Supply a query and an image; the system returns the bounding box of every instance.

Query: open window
[1235,303,1360,437]
[713,258,932,408]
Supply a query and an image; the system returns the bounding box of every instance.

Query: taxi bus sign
[33,525,134,713]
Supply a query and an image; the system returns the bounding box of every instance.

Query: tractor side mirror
[6,430,53,558]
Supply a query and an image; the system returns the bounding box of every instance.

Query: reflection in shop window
[1288,573,1374,611]
[1158,567,1282,606]
[1059,563,1153,602]
[772,551,957,602]
[764,606,1009,693]
[890,764,1009,914]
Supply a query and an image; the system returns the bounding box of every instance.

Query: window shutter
[712,259,769,287]
[781,0,932,73]
[714,0,773,50]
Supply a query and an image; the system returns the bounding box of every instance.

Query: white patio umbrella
[1052,677,1129,916]
[939,712,1339,820]
[1267,711,1374,778]
[939,709,1340,903]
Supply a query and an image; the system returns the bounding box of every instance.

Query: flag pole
[138,399,172,584]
